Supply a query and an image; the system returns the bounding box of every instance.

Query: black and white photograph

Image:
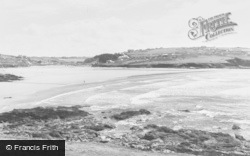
[0,0,250,155]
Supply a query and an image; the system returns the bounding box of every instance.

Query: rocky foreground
[0,74,23,82]
[0,106,250,156]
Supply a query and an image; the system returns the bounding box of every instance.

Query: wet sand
[0,66,179,112]
[2,67,250,139]
[1,67,250,155]
[33,68,250,140]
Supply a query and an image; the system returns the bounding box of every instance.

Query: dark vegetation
[92,59,250,68]
[87,47,250,68]
[84,53,122,64]
[93,63,233,68]
[227,57,250,67]
[83,57,96,64]
[93,53,122,63]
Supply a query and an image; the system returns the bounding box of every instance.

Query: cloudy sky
[0,0,249,56]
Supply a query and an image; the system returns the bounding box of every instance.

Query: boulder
[235,134,245,141]
[232,124,241,130]
[111,109,151,120]
[0,74,23,82]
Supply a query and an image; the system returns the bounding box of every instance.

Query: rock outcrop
[0,106,114,142]
[0,74,23,82]
[115,124,250,155]
[111,109,151,120]
[1,106,249,155]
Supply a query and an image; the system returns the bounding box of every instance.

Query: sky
[0,0,249,57]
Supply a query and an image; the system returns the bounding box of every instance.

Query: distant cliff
[0,54,87,68]
[2,47,250,69]
[0,54,31,67]
[85,47,250,68]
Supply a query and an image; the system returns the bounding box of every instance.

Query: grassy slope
[0,54,87,67]
[91,47,250,68]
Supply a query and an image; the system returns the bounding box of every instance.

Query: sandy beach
[1,66,250,155]
[0,66,177,112]
[34,68,250,139]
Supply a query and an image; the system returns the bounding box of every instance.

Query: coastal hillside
[2,47,250,68]
[85,47,250,68]
[0,54,87,68]
[0,54,31,67]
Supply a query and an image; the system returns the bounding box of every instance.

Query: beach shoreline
[1,67,250,155]
[0,66,203,113]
